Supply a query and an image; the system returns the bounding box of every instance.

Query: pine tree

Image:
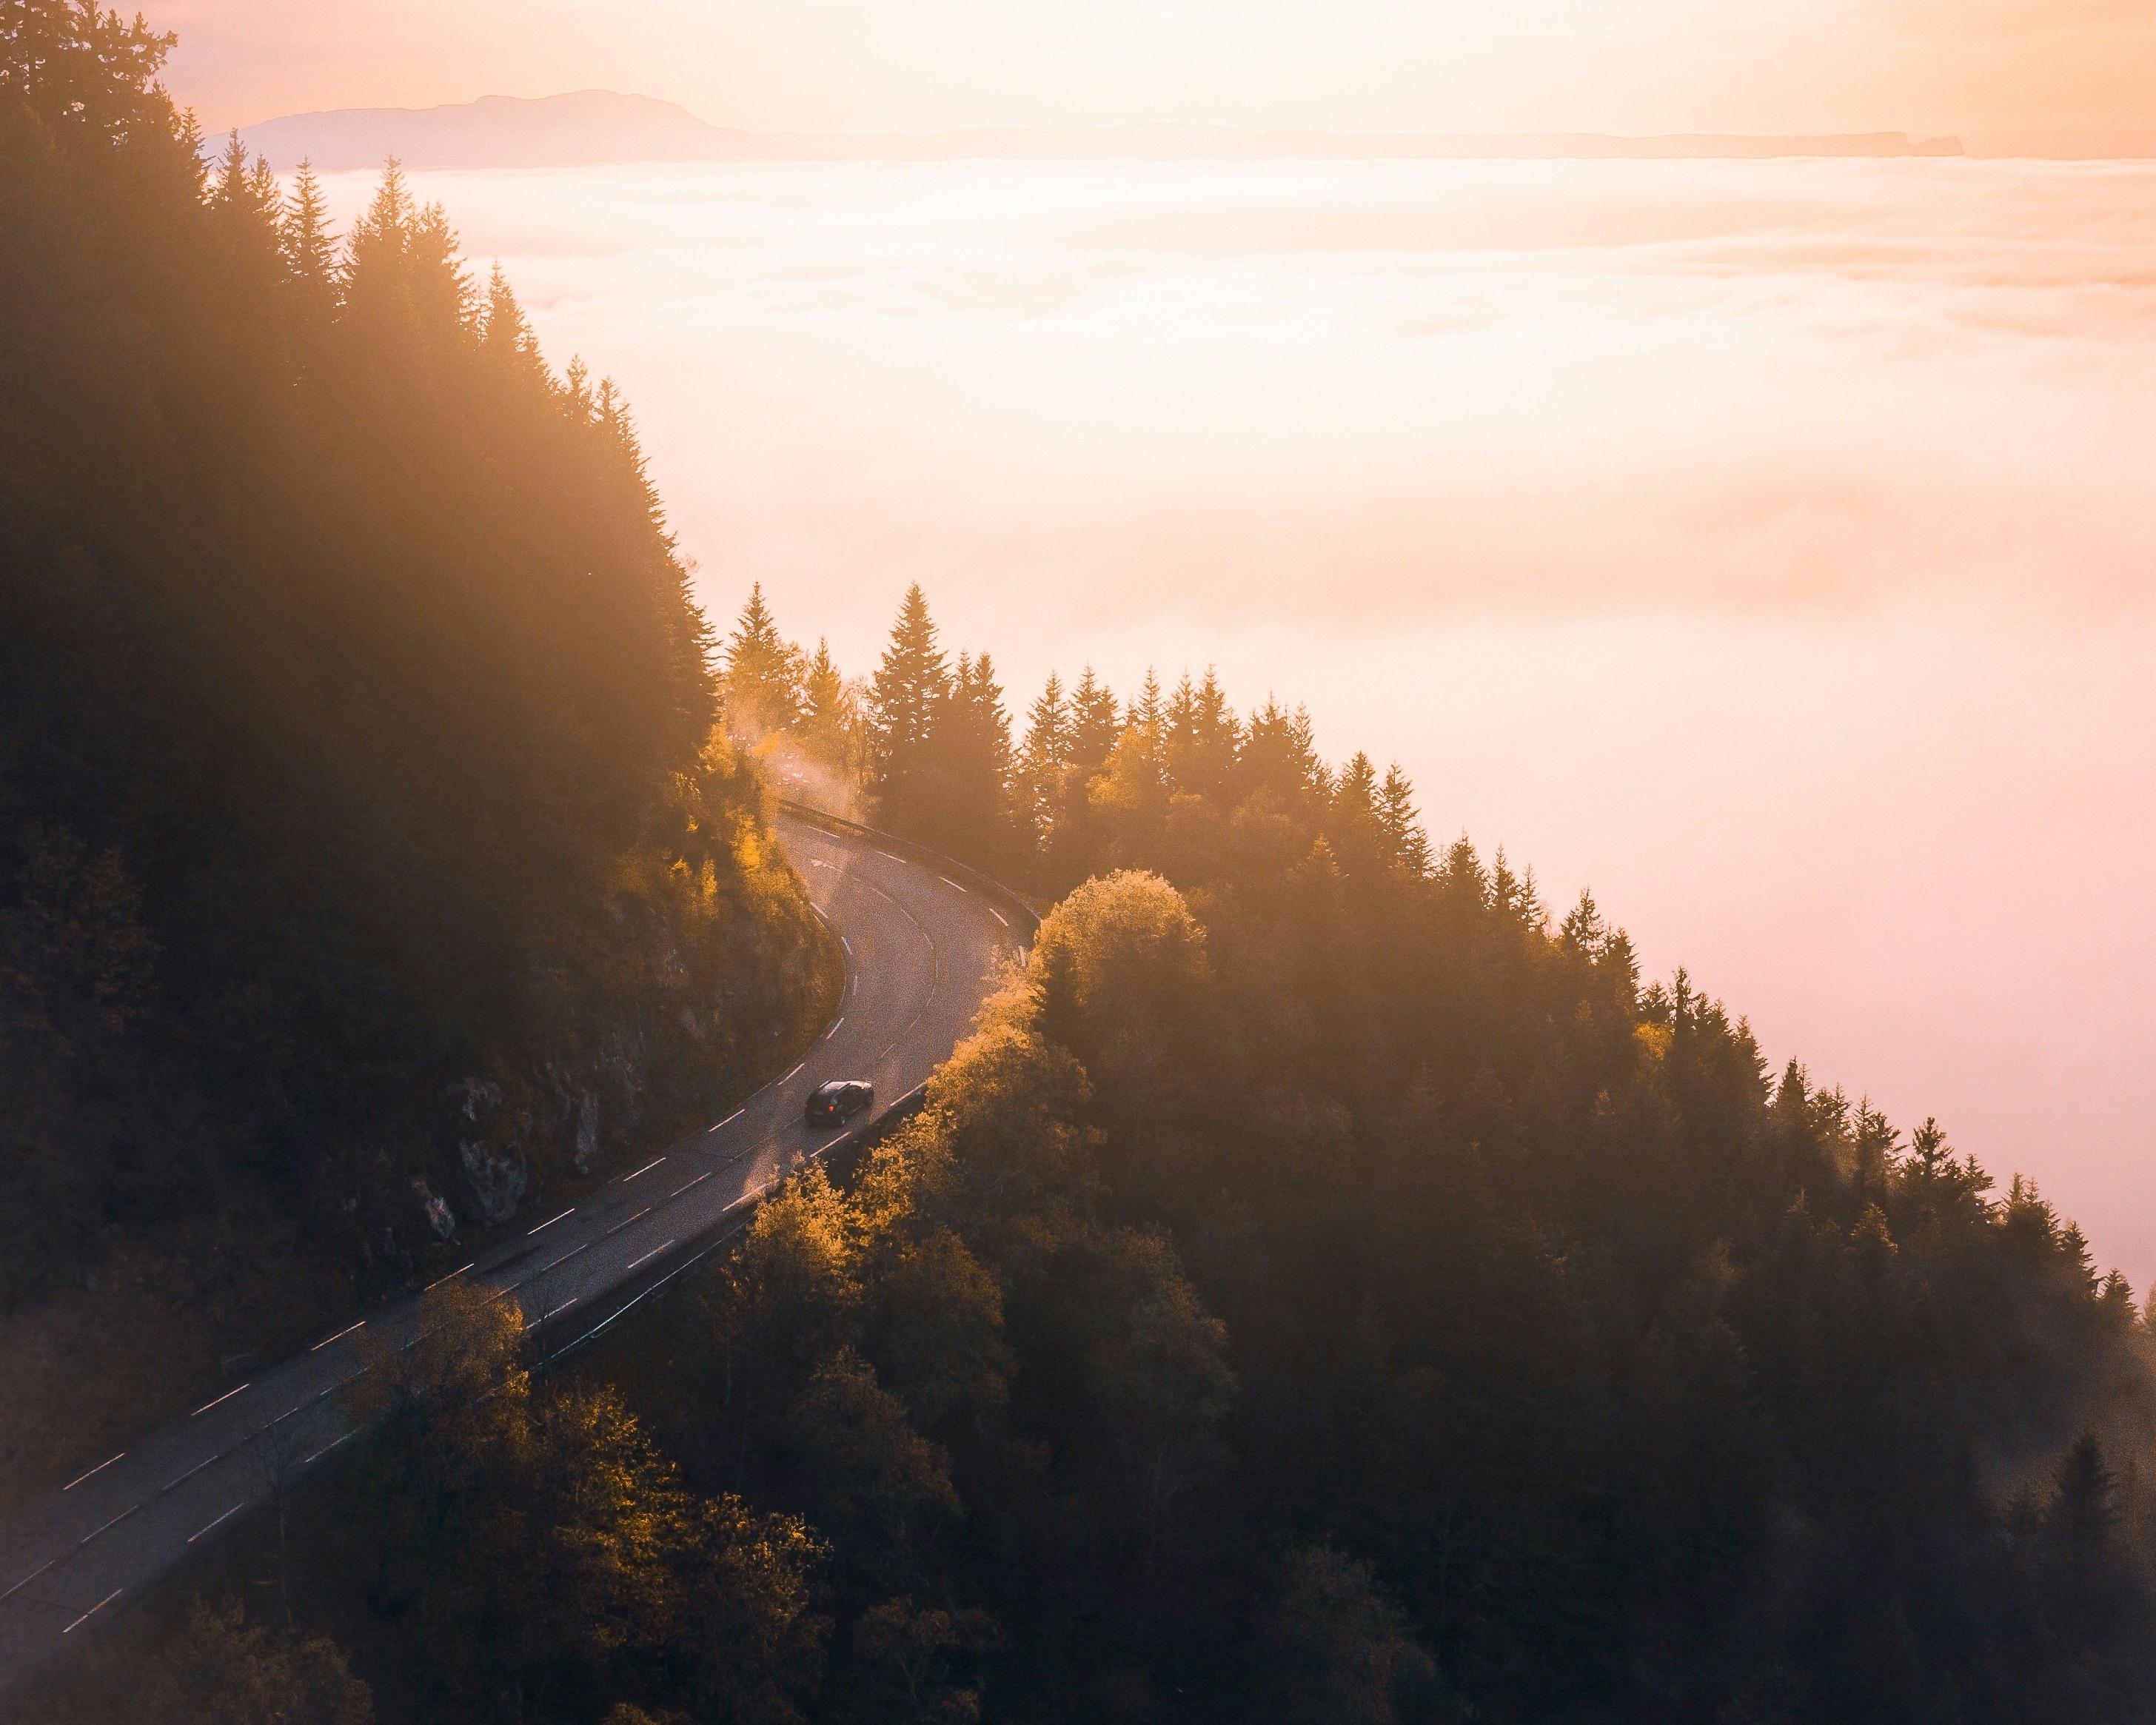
[867,585,950,833]
[278,159,337,303]
[723,583,804,736]
[1163,669,1238,803]
[1241,698,1322,807]
[346,157,417,273]
[344,160,472,341]
[927,651,1014,868]
[1334,751,1379,822]
[1018,672,1070,856]
[1068,667,1122,777]
[799,639,861,776]
[1128,668,1163,734]
[481,261,548,381]
[1378,764,1430,875]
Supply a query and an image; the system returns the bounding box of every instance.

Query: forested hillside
[669,583,2156,1720]
[0,4,828,1487]
[44,577,2156,1722]
[12,5,2156,1716]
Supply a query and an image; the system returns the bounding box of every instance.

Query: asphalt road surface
[0,809,1024,1695]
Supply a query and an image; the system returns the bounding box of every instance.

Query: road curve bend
[0,809,1025,1694]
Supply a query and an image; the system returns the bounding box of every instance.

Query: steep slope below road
[0,811,1025,1696]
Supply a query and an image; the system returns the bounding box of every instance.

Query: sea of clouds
[318,155,2156,1282]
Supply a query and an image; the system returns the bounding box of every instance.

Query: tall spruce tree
[928,650,1014,869]
[1377,763,1430,874]
[723,583,804,736]
[866,584,951,836]
[1068,667,1122,778]
[798,637,859,775]
[1018,671,1070,857]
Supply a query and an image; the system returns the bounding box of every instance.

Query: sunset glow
[293,153,2156,1279]
[10,1,2156,1709]
[165,0,2156,138]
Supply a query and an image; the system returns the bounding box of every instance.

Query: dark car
[806,1080,874,1126]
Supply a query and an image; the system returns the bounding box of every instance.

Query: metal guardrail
[546,802,1040,1354]
[773,797,1046,935]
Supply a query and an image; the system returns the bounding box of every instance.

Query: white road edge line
[191,1384,248,1417]
[622,1156,665,1182]
[311,1319,365,1351]
[62,1589,121,1633]
[187,1503,244,1544]
[63,1453,124,1491]
[526,1208,575,1236]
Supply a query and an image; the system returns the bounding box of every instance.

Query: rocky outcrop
[451,1077,528,1225]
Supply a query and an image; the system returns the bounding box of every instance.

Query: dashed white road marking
[604,1208,652,1238]
[187,1504,244,1544]
[63,1453,124,1492]
[535,1242,591,1276]
[62,1590,121,1633]
[7,821,997,1649]
[827,1017,844,1038]
[626,1240,674,1273]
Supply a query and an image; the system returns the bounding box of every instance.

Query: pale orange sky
[161,0,2156,138]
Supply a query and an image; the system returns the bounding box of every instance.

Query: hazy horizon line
[227,90,2156,167]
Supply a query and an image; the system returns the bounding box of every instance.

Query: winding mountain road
[0,808,1024,1694]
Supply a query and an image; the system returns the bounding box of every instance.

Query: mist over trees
[11,6,2156,1718]
[0,1,828,1487]
[693,580,2156,1721]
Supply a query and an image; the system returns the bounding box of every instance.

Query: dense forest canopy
[11,6,2156,1719]
[0,0,828,1481]
[690,581,2156,1721]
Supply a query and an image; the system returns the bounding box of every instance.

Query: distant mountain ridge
[235,91,1986,170]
